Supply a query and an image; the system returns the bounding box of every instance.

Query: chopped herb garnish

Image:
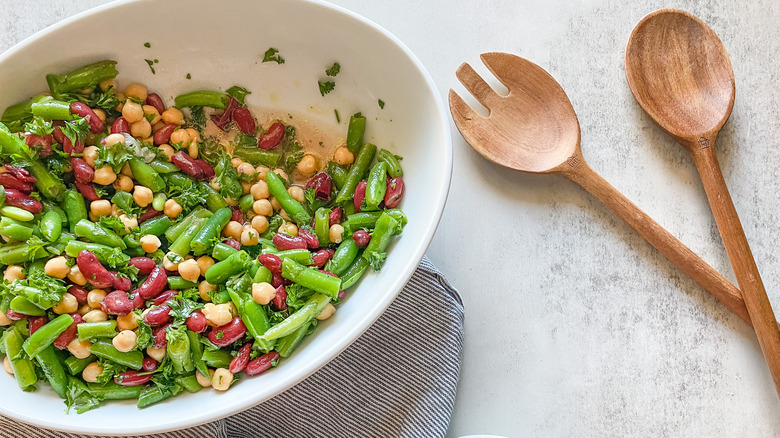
[334,109,340,123]
[378,99,385,109]
[186,73,191,79]
[262,48,285,64]
[144,42,151,48]
[145,59,156,74]
[226,86,251,105]
[318,80,335,96]
[325,62,341,77]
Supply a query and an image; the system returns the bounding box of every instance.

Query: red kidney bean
[152,324,169,349]
[25,133,53,154]
[258,253,282,274]
[142,357,158,372]
[5,309,26,321]
[114,370,153,386]
[304,172,332,201]
[0,173,34,194]
[210,97,239,131]
[153,290,177,306]
[229,343,252,374]
[111,117,130,134]
[186,310,207,333]
[70,157,94,184]
[74,180,100,201]
[329,207,343,228]
[52,125,66,143]
[297,228,319,249]
[110,272,132,291]
[207,317,247,347]
[4,188,43,213]
[352,229,371,248]
[272,233,307,251]
[53,313,81,350]
[70,102,104,133]
[230,207,243,223]
[257,122,285,150]
[271,272,284,288]
[232,108,256,135]
[138,207,163,224]
[338,289,346,300]
[384,177,404,208]
[145,304,172,327]
[354,180,367,213]
[171,151,205,180]
[29,316,48,335]
[134,266,168,300]
[5,166,35,184]
[245,351,280,376]
[129,257,156,276]
[224,238,241,251]
[101,290,134,315]
[153,123,177,145]
[195,160,215,180]
[272,286,287,311]
[145,93,165,114]
[311,250,331,267]
[68,285,89,303]
[130,291,145,310]
[77,250,114,288]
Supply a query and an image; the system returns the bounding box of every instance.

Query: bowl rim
[0,0,453,434]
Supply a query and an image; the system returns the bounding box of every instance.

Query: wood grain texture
[626,8,780,397]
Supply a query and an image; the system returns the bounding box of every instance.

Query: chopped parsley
[226,86,251,105]
[60,116,90,145]
[186,73,192,79]
[96,140,135,173]
[325,62,341,77]
[24,116,53,136]
[144,59,159,74]
[318,80,335,96]
[144,42,151,48]
[378,99,385,109]
[262,48,285,64]
[334,109,340,123]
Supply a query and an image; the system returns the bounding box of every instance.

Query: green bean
[211,290,231,304]
[276,322,310,358]
[0,240,48,265]
[211,242,238,261]
[87,382,143,400]
[31,98,72,121]
[139,215,171,236]
[152,192,167,211]
[205,250,250,284]
[365,161,388,210]
[377,149,403,177]
[10,296,46,316]
[176,374,202,393]
[201,348,232,368]
[137,384,182,409]
[148,160,179,174]
[13,319,29,337]
[199,181,228,211]
[239,194,254,212]
[128,158,165,192]
[232,146,281,167]
[35,345,68,398]
[274,248,313,265]
[63,189,87,233]
[23,314,74,357]
[2,327,37,389]
[260,293,330,342]
[40,210,63,242]
[187,330,209,378]
[242,300,272,349]
[64,354,96,375]
[0,185,5,207]
[165,207,211,242]
[0,217,33,241]
[281,259,341,297]
[265,170,311,226]
[77,321,117,340]
[46,60,118,98]
[341,257,370,290]
[64,240,130,266]
[89,340,144,370]
[190,207,232,255]
[325,238,359,277]
[167,327,194,373]
[0,123,66,201]
[168,276,198,290]
[314,207,331,247]
[169,218,207,256]
[346,113,366,153]
[334,143,377,204]
[344,209,408,232]
[1,98,35,131]
[1,206,34,221]
[252,265,273,284]
[325,161,348,189]
[174,90,228,109]
[74,219,126,249]
[362,212,400,270]
[26,259,46,277]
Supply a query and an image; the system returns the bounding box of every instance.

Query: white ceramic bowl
[0,0,451,434]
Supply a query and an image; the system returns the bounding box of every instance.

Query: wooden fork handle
[555,152,750,325]
[689,143,780,396]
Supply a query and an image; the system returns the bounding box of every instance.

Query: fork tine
[448,89,482,127]
[455,62,501,110]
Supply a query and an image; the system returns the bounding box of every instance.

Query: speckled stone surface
[3,0,780,436]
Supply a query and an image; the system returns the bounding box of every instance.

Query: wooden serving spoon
[449,52,752,327]
[625,8,780,396]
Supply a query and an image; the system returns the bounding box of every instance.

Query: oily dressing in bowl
[0,0,451,434]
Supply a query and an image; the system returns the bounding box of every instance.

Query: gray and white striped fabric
[0,257,464,438]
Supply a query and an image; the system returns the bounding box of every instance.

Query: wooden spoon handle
[690,143,780,394]
[556,152,750,324]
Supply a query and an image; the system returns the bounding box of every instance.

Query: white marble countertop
[4,0,780,436]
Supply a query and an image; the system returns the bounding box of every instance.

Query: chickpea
[223,221,243,240]
[250,181,270,200]
[188,141,199,159]
[78,304,92,316]
[161,107,184,125]
[202,303,232,326]
[3,265,24,282]
[3,356,13,375]
[112,330,138,353]
[116,313,139,331]
[184,128,201,142]
[44,256,69,279]
[231,157,244,168]
[125,83,148,101]
[82,362,103,383]
[140,234,161,253]
[53,292,78,314]
[114,175,134,192]
[158,144,175,159]
[197,256,215,276]
[89,200,110,217]
[68,265,87,286]
[142,105,161,125]
[119,214,139,233]
[255,166,270,181]
[209,179,221,191]
[269,197,282,211]
[178,259,201,282]
[92,108,107,123]
[170,128,191,147]
[252,282,276,305]
[240,226,259,246]
[329,224,344,244]
[93,165,117,185]
[196,369,214,387]
[273,168,288,181]
[122,100,144,123]
[130,119,152,139]
[111,204,120,217]
[164,199,183,218]
[0,311,12,327]
[152,120,166,133]
[147,346,166,362]
[199,281,215,301]
[237,162,255,175]
[83,146,99,167]
[83,310,108,323]
[297,154,317,175]
[252,199,273,217]
[87,289,107,309]
[334,145,354,166]
[251,215,269,234]
[99,79,117,92]
[278,223,298,236]
[212,368,233,391]
[317,303,337,321]
[103,133,126,147]
[241,181,252,195]
[288,186,305,203]
[67,339,92,359]
[120,163,133,178]
[163,252,180,271]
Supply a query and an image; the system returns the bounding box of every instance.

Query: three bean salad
[0,60,406,412]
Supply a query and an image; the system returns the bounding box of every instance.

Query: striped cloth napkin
[0,257,464,437]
